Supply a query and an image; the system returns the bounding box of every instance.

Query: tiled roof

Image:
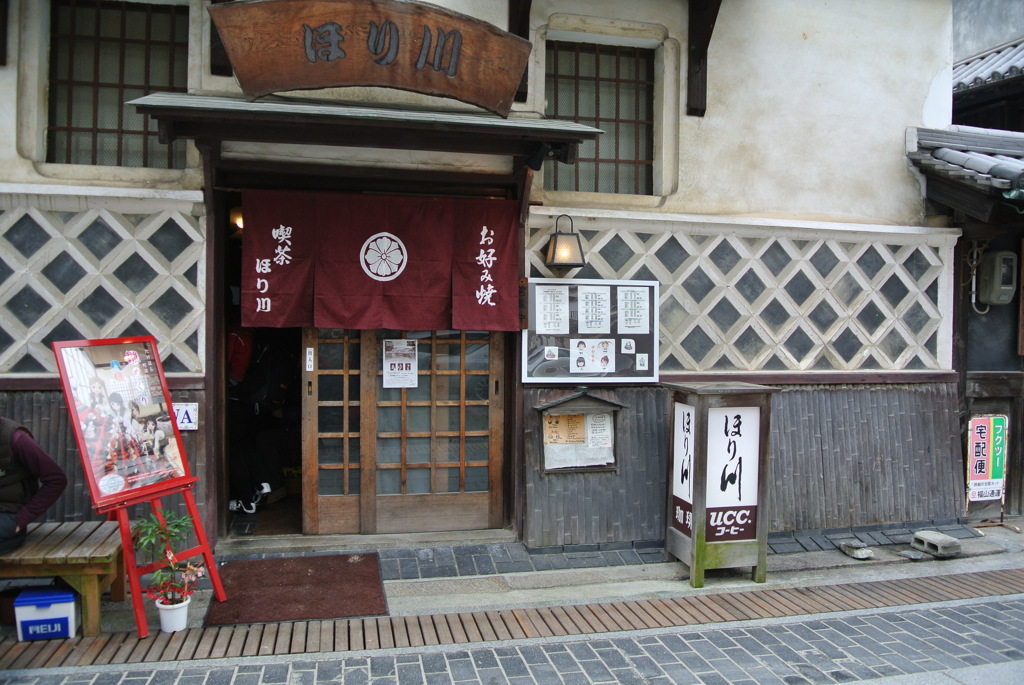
[953,38,1024,93]
[908,125,1024,221]
[909,126,1024,192]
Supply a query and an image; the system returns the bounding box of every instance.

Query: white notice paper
[535,285,570,335]
[383,339,418,388]
[577,285,611,334]
[617,286,650,335]
[587,413,613,448]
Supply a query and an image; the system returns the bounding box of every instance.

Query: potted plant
[282,466,302,496]
[131,511,206,633]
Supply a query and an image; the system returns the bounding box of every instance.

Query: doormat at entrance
[204,553,387,626]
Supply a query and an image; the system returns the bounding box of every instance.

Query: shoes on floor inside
[229,498,258,515]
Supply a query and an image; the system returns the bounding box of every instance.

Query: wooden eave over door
[130,92,600,167]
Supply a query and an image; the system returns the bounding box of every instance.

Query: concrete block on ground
[840,541,875,560]
[911,530,961,558]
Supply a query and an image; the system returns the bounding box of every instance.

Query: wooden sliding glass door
[302,329,504,534]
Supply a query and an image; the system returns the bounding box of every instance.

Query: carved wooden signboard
[209,0,532,117]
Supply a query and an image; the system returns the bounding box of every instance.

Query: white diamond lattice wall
[0,190,205,375]
[528,212,956,373]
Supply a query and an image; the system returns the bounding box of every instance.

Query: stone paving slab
[225,518,982,582]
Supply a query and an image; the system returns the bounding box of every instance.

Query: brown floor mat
[204,553,387,626]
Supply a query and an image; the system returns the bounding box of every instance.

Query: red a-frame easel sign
[52,336,226,638]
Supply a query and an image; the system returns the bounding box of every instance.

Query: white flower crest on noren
[360,232,408,281]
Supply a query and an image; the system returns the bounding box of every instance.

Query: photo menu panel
[522,278,659,384]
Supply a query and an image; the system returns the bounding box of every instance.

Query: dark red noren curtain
[451,198,520,331]
[240,191,519,331]
[315,194,454,330]
[240,190,316,328]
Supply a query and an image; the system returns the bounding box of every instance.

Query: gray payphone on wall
[978,250,1017,305]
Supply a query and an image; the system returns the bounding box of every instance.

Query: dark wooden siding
[5,382,967,549]
[766,383,965,531]
[522,383,966,548]
[522,386,669,548]
[0,390,209,528]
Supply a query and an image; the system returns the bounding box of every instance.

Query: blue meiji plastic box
[14,588,78,641]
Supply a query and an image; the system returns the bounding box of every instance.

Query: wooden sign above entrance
[208,0,532,117]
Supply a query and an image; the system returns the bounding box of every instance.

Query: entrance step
[215,528,517,561]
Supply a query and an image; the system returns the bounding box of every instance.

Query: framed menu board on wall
[522,278,659,384]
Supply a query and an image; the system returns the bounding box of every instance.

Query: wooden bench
[0,521,125,637]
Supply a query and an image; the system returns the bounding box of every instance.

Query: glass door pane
[374,331,491,496]
[304,328,362,534]
[305,328,503,534]
[316,329,361,494]
[369,330,502,533]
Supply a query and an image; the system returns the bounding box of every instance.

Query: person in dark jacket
[0,418,68,555]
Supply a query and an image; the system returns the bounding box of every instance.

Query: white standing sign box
[666,382,778,588]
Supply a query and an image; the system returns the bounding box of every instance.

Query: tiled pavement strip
[225,521,985,580]
[383,522,985,579]
[1,597,1022,684]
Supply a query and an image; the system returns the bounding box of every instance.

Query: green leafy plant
[131,511,206,605]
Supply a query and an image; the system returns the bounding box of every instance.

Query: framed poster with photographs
[52,336,194,512]
[522,278,660,384]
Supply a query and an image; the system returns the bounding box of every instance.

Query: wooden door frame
[301,327,318,535]
[303,329,506,534]
[359,330,378,533]
[488,335,506,528]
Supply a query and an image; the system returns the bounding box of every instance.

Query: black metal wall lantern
[544,214,586,269]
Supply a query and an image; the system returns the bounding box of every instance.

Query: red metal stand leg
[182,490,227,602]
[115,507,150,638]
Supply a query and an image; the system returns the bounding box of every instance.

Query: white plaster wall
[0,2,21,175]
[0,1,44,184]
[0,0,952,227]
[528,0,951,226]
[673,0,952,225]
[953,0,1024,60]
